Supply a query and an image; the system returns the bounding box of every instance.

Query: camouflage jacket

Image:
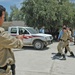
[0,27,23,67]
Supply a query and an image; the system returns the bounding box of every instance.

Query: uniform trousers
[57,40,71,54]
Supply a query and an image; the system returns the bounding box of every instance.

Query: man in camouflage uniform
[0,5,23,75]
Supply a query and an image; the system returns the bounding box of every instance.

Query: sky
[70,0,75,3]
[0,0,24,15]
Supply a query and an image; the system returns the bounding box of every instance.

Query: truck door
[19,28,32,45]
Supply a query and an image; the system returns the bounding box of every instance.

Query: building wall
[2,21,25,31]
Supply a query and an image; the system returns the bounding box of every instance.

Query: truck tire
[33,40,44,50]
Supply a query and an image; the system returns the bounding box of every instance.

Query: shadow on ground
[13,46,50,52]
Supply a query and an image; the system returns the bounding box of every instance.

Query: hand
[16,35,23,40]
[70,37,73,42]
[70,39,73,42]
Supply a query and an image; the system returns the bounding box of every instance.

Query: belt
[67,39,69,40]
[60,39,67,42]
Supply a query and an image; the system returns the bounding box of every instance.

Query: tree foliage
[8,5,24,21]
[5,11,8,21]
[8,0,75,30]
[21,0,75,29]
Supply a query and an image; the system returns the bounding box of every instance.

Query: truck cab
[8,26,53,49]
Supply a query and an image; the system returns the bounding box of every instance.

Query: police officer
[56,25,67,56]
[65,27,74,56]
[0,5,23,75]
[57,26,74,60]
[73,30,75,45]
[57,27,68,60]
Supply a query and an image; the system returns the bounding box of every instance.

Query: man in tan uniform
[57,27,74,60]
[56,25,67,56]
[65,27,74,56]
[0,5,23,75]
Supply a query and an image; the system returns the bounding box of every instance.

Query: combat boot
[60,54,66,60]
[55,53,61,56]
[52,53,62,59]
[70,51,74,57]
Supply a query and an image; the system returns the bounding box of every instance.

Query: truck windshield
[26,27,38,34]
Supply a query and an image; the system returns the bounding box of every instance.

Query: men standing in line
[0,5,23,75]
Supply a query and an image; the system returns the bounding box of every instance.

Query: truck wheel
[33,40,44,50]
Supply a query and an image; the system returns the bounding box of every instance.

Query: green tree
[20,0,75,36]
[9,5,24,21]
[21,0,58,27]
[5,11,8,21]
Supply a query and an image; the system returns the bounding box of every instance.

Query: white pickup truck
[8,26,53,49]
